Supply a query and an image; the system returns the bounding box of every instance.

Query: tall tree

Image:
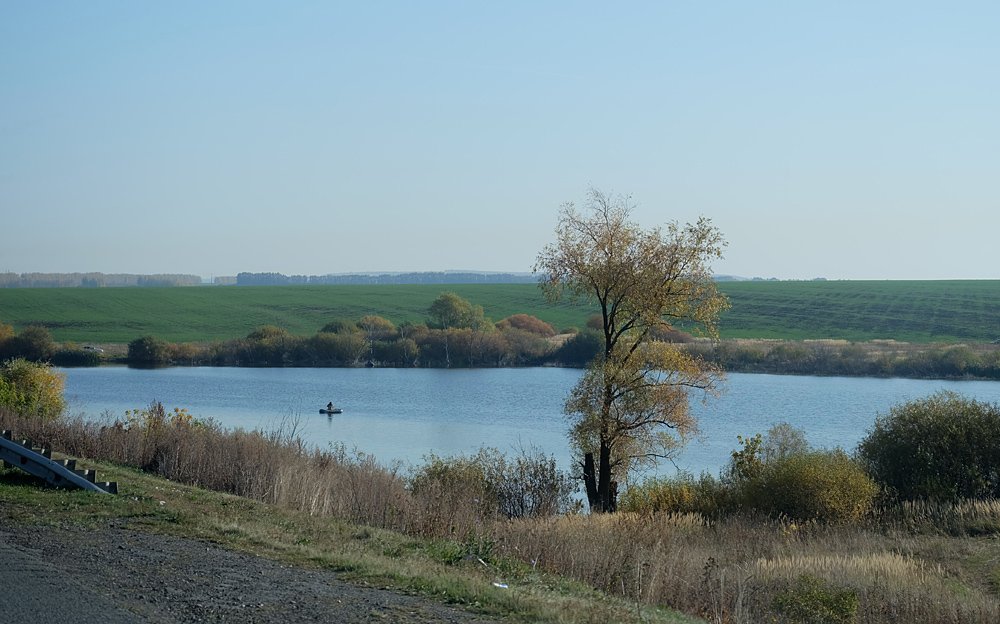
[427,292,487,329]
[535,189,728,512]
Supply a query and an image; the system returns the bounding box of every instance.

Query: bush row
[127,321,566,368]
[622,392,1000,522]
[620,426,878,522]
[125,312,606,368]
[0,323,101,367]
[693,340,1000,380]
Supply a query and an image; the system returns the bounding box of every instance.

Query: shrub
[771,574,859,624]
[372,338,419,367]
[7,325,56,362]
[722,425,876,522]
[0,358,66,419]
[358,315,396,340]
[496,314,556,337]
[306,332,366,365]
[0,322,14,357]
[857,391,1000,501]
[239,326,302,366]
[410,447,575,536]
[744,449,878,522]
[619,472,728,516]
[763,422,810,463]
[496,326,552,365]
[550,329,602,366]
[319,319,359,334]
[128,335,172,366]
[51,347,102,367]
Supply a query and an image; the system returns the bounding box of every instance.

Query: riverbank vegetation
[693,338,1000,380]
[5,371,1000,622]
[6,316,1000,381]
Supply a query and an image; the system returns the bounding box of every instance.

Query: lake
[59,367,1000,477]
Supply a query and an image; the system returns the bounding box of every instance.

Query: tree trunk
[596,438,614,512]
[583,452,598,509]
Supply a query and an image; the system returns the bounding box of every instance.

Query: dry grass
[5,405,1000,623]
[495,511,1000,623]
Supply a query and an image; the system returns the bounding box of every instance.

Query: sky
[2,2,998,280]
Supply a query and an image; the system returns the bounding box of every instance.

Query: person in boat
[326,402,334,411]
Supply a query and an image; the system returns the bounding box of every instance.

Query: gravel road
[0,519,504,623]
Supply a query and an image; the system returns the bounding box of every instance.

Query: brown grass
[4,405,1000,623]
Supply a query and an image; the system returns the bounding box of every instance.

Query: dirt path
[0,519,504,624]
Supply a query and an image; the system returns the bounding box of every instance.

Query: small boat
[320,407,343,415]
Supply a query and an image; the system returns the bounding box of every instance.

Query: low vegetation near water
[5,368,1000,623]
[5,305,1000,381]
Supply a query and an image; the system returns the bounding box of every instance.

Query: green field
[717,279,1000,342]
[0,284,590,343]
[0,280,997,344]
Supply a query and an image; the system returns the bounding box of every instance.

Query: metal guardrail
[0,430,117,494]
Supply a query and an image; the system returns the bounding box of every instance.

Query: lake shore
[59,338,1000,383]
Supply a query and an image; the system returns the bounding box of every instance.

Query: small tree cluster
[858,391,1000,501]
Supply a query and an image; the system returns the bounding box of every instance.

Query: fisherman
[326,401,334,411]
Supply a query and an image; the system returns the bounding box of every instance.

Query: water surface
[60,367,1000,476]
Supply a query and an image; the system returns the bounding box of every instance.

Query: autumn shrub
[372,338,419,366]
[622,425,875,522]
[858,392,1000,501]
[409,447,576,536]
[496,326,552,365]
[496,314,556,337]
[619,472,728,516]
[718,423,876,522]
[744,450,878,522]
[240,326,302,366]
[622,451,875,523]
[0,358,66,419]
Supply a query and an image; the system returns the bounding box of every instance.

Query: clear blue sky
[2,2,998,280]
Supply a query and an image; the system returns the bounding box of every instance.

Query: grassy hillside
[717,280,1000,342]
[0,280,997,344]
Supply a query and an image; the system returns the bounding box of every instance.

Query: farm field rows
[0,280,997,344]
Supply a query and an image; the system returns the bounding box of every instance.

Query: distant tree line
[0,272,202,288]
[234,271,537,286]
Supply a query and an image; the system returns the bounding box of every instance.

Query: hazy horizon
[3,2,998,280]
